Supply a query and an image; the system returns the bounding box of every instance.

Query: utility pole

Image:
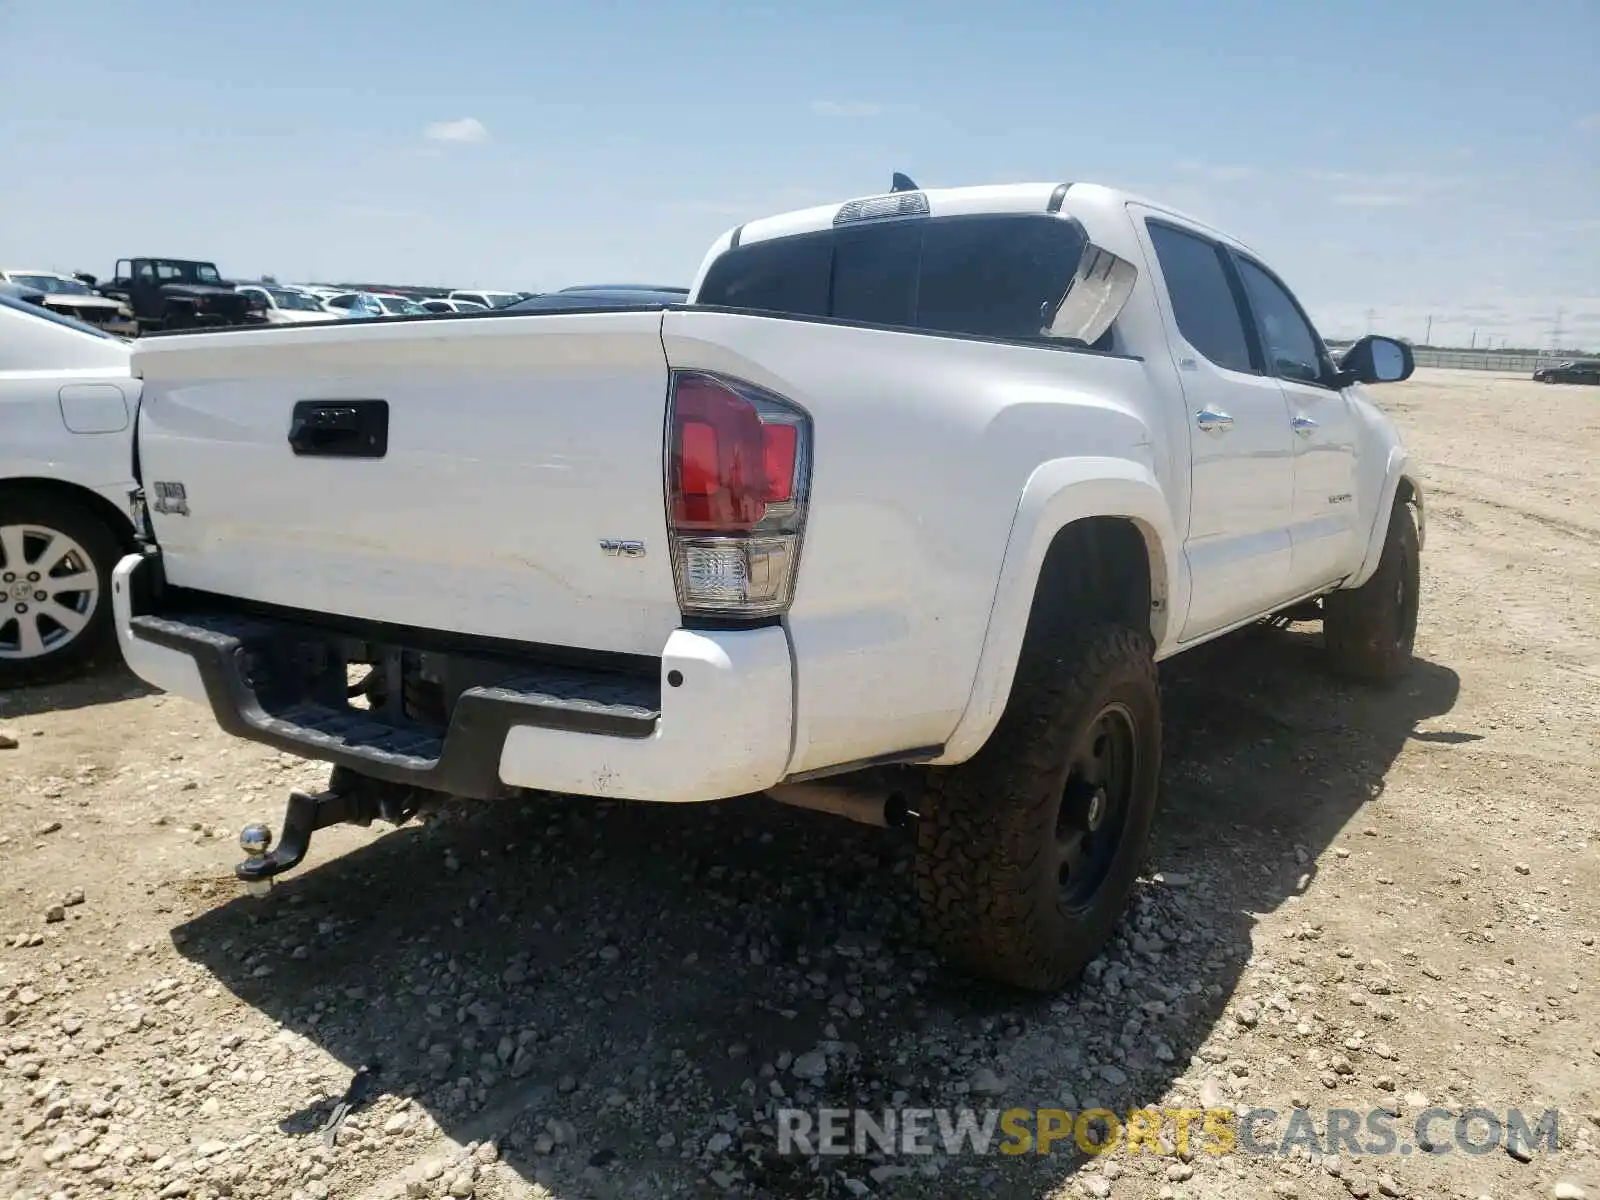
[1552,307,1564,352]
[1366,308,1376,335]
[1424,314,1433,346]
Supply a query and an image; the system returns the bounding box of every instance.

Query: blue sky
[3,0,1596,348]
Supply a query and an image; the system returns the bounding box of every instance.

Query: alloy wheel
[0,524,101,660]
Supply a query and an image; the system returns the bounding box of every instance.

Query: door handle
[1291,415,1319,437]
[288,400,389,458]
[1195,408,1234,434]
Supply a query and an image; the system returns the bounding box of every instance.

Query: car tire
[914,624,1161,992]
[1323,500,1420,684]
[0,492,124,687]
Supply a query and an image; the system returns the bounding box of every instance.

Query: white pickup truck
[112,180,1422,991]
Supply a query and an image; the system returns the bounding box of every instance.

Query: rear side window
[917,216,1086,339]
[700,232,832,317]
[1146,222,1256,374]
[698,214,1091,344]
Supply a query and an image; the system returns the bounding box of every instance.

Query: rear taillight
[666,371,810,619]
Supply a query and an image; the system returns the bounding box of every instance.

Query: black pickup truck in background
[99,257,263,333]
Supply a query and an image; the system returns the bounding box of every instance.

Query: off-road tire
[915,624,1161,992]
[0,492,123,687]
[1324,500,1420,684]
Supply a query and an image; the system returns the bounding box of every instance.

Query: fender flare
[934,456,1181,765]
[1346,451,1424,589]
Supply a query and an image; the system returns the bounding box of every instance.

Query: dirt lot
[2,369,1596,1200]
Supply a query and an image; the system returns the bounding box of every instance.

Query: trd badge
[598,539,646,558]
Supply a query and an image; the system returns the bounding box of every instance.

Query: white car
[1,269,136,336]
[447,289,523,310]
[416,298,489,314]
[0,294,140,684]
[235,285,339,325]
[114,180,1422,991]
[322,292,428,318]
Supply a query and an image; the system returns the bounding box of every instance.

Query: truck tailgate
[131,312,680,658]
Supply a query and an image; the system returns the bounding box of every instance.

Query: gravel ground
[2,369,1597,1200]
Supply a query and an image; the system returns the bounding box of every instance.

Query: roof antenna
[890,172,919,193]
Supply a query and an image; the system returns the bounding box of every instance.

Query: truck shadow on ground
[172,621,1462,1199]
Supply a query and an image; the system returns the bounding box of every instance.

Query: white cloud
[809,100,885,118]
[423,117,489,144]
[1310,169,1463,210]
[1578,113,1600,132]
[664,187,837,222]
[1176,160,1256,184]
[1331,193,1420,208]
[670,200,752,217]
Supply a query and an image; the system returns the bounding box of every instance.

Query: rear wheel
[914,625,1161,992]
[0,494,123,686]
[1324,500,1420,684]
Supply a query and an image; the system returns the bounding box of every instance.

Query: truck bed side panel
[662,309,1155,776]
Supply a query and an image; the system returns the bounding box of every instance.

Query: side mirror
[1338,335,1414,385]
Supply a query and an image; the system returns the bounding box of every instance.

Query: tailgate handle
[288,400,389,458]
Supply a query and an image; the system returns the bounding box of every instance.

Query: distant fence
[1327,342,1566,375]
[1411,349,1560,373]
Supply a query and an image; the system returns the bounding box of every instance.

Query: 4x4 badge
[598,539,645,558]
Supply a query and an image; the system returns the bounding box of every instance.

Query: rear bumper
[112,553,794,803]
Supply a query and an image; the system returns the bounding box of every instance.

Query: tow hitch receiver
[236,767,438,895]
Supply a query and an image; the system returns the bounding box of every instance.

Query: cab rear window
[698,214,1091,344]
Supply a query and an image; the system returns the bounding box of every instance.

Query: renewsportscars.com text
[776,1106,1563,1160]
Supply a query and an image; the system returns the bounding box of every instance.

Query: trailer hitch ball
[239,823,275,896]
[241,822,273,856]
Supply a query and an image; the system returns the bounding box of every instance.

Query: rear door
[1134,213,1297,638]
[132,310,681,657]
[1229,253,1360,593]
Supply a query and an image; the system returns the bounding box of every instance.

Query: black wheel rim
[1054,701,1138,910]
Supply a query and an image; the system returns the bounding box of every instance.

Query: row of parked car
[239,283,526,323]
[241,282,694,321]
[1,260,690,338]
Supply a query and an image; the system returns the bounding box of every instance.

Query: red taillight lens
[666,371,810,618]
[670,375,768,531]
[761,424,797,504]
[670,374,802,532]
